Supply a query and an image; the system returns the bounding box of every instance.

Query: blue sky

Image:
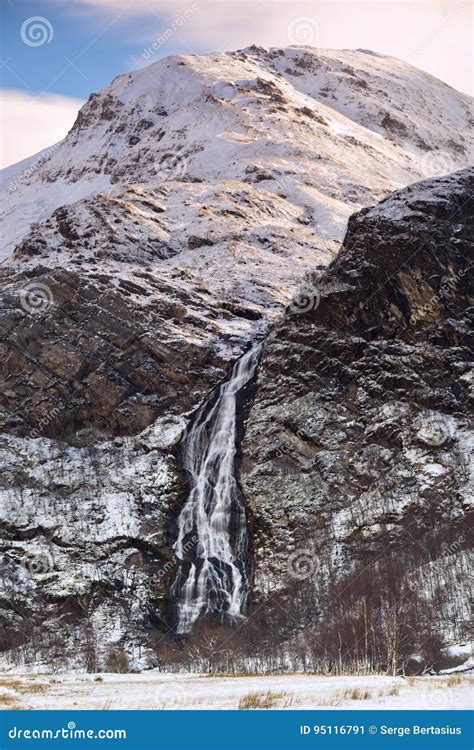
[0,0,202,100]
[1,1,472,167]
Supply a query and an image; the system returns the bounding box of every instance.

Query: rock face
[1,47,471,442]
[0,262,230,443]
[0,46,472,671]
[0,424,184,669]
[240,167,473,660]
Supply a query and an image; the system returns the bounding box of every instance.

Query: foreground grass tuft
[238,690,293,709]
[446,675,462,687]
[347,687,372,701]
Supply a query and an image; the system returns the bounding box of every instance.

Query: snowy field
[0,673,472,711]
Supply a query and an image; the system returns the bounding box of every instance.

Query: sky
[0,0,472,168]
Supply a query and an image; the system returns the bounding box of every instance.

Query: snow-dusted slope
[1,45,472,260]
[273,47,473,158]
[0,47,472,670]
[1,46,472,371]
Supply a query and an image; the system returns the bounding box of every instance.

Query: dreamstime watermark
[155,152,189,181]
[157,534,197,579]
[143,3,199,60]
[288,279,321,314]
[20,282,54,315]
[421,686,453,710]
[407,532,466,593]
[440,536,465,557]
[29,401,66,440]
[287,17,320,46]
[410,265,468,325]
[416,411,451,447]
[21,551,55,577]
[409,0,464,61]
[154,682,187,708]
[421,151,455,178]
[20,16,54,47]
[9,142,60,193]
[8,722,126,740]
[287,547,319,580]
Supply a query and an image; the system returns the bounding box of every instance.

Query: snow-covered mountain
[1,46,472,362]
[0,47,472,672]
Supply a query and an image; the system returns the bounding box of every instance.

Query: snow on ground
[0,673,472,711]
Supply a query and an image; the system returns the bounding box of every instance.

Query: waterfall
[172,344,261,635]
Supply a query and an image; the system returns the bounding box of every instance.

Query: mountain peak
[1,45,471,261]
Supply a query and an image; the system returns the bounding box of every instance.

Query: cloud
[77,0,473,95]
[0,90,83,169]
[0,1,470,171]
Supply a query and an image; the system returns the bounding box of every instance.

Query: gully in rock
[172,344,262,635]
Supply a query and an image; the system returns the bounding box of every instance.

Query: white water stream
[172,345,261,634]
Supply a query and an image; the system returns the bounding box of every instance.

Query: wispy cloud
[1,0,471,170]
[74,0,473,95]
[0,90,83,168]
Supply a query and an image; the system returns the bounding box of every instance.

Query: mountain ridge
[1,45,472,260]
[0,46,472,672]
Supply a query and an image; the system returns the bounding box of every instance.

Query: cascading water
[172,344,261,635]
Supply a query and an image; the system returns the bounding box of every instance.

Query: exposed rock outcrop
[241,167,473,651]
[0,46,472,671]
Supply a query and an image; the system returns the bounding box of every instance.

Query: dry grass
[206,672,299,679]
[1,672,471,711]
[0,679,48,694]
[446,675,462,687]
[0,678,49,709]
[0,694,20,707]
[429,675,470,689]
[347,687,372,701]
[155,695,204,710]
[0,680,24,692]
[310,686,374,707]
[25,683,49,694]
[238,690,293,709]
[205,672,259,679]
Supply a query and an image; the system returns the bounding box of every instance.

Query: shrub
[105,650,130,674]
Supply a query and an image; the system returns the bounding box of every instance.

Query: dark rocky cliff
[0,168,471,672]
[239,168,472,669]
